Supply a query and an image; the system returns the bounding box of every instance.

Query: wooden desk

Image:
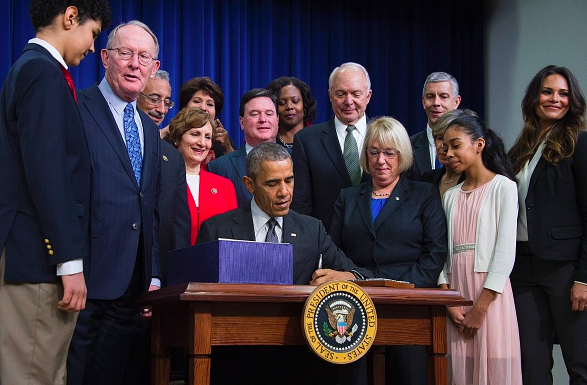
[138,283,470,385]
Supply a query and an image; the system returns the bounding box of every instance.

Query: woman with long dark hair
[508,65,587,384]
[439,113,521,384]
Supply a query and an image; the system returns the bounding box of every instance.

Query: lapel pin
[211,188,218,194]
[291,233,296,237]
[162,155,168,162]
[395,196,400,200]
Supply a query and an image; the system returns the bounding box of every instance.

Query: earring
[303,109,307,117]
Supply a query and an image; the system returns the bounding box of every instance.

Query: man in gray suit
[408,71,461,180]
[207,88,278,207]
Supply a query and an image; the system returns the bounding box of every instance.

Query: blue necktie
[434,156,442,170]
[124,103,142,185]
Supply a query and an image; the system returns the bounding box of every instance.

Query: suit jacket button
[48,250,54,256]
[132,223,139,230]
[527,204,533,210]
[140,193,144,199]
[46,245,52,250]
[44,239,50,244]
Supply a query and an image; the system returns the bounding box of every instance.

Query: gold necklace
[372,191,391,197]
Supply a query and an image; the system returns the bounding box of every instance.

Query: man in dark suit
[67,20,163,385]
[207,88,278,207]
[198,142,371,384]
[137,70,191,284]
[126,70,190,385]
[292,62,372,231]
[0,2,110,384]
[408,71,461,180]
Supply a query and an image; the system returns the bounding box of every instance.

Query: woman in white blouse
[508,65,587,384]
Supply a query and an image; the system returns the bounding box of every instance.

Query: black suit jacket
[329,177,447,288]
[78,84,161,299]
[524,132,587,282]
[408,129,431,181]
[196,204,372,284]
[0,43,90,282]
[291,119,370,231]
[158,140,191,286]
[207,145,251,207]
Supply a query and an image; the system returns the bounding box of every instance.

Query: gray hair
[328,62,371,91]
[153,70,170,81]
[422,72,459,98]
[432,109,478,138]
[106,20,159,59]
[246,143,291,180]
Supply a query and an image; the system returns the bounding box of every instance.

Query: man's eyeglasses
[140,93,174,109]
[366,149,399,159]
[107,47,155,67]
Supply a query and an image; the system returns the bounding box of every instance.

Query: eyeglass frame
[366,148,399,159]
[140,92,174,109]
[106,47,156,67]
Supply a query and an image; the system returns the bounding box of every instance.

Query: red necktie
[59,65,77,103]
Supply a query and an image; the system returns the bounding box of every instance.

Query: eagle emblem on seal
[324,300,359,344]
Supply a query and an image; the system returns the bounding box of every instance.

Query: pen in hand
[317,254,323,269]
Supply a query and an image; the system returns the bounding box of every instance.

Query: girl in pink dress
[438,112,522,384]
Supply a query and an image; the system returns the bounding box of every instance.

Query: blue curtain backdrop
[1,0,484,146]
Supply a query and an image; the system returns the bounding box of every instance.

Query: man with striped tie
[292,62,373,231]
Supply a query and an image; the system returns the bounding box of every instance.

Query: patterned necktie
[124,103,143,186]
[265,218,279,243]
[343,125,361,185]
[59,65,77,103]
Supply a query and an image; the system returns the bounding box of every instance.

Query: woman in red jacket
[169,107,237,244]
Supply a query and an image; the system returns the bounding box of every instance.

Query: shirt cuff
[56,258,83,276]
[574,281,587,286]
[150,278,161,288]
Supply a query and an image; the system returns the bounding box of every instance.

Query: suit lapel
[320,120,352,185]
[414,131,431,174]
[231,204,256,241]
[357,184,376,237]
[282,213,300,246]
[230,146,247,180]
[374,177,409,231]
[528,157,547,193]
[139,110,159,192]
[81,86,138,188]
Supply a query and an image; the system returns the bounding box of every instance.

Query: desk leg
[188,356,211,385]
[427,306,448,385]
[190,303,213,385]
[151,311,170,385]
[371,345,385,385]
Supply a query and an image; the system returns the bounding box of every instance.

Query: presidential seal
[302,280,377,364]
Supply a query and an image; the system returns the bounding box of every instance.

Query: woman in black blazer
[314,116,447,384]
[508,65,587,384]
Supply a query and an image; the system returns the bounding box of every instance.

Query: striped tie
[343,125,361,185]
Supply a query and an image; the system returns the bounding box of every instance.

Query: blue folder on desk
[167,239,294,286]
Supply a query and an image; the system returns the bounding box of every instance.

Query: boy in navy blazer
[0,1,110,383]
